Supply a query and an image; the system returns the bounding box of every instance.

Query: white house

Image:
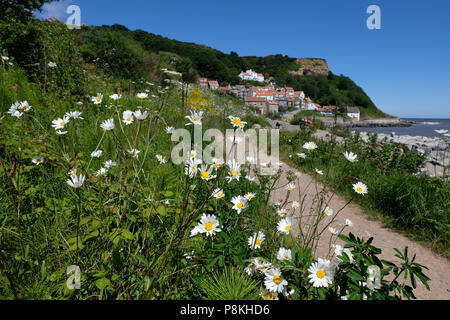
[305,98,318,110]
[346,107,360,121]
[238,69,264,82]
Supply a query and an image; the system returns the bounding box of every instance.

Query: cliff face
[290,58,329,76]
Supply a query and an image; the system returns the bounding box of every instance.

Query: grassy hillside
[73,24,385,117]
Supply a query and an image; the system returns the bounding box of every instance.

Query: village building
[197,77,209,88]
[208,80,219,90]
[238,69,265,82]
[346,107,360,121]
[244,97,267,114]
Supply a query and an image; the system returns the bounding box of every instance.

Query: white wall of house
[347,112,360,121]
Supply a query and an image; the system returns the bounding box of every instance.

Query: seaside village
[197,69,361,120]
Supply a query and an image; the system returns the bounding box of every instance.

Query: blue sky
[35,0,450,118]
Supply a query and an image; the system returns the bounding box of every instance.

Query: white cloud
[35,0,74,20]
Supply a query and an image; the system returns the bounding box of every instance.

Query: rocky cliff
[290,58,329,76]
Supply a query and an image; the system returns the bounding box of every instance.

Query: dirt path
[267,162,450,300]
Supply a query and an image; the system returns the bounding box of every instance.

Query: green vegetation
[279,128,450,258]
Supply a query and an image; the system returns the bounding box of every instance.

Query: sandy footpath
[267,163,450,300]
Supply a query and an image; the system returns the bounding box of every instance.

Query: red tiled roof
[245,97,266,102]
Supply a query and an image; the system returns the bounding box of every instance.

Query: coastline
[322,117,414,128]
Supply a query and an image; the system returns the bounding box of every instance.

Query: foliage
[197,267,261,300]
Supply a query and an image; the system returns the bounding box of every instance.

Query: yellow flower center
[265,293,275,300]
[204,222,213,231]
[201,171,210,179]
[190,153,195,158]
[126,117,131,122]
[96,97,101,102]
[215,163,221,168]
[357,187,363,193]
[316,269,326,279]
[60,121,64,126]
[231,170,238,177]
[233,118,242,126]
[217,193,223,198]
[237,202,243,209]
[273,275,282,284]
[255,238,261,245]
[285,225,291,231]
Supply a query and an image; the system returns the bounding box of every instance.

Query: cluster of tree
[1,1,382,116]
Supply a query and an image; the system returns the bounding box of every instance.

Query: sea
[353,118,450,138]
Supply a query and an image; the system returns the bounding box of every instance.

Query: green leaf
[156,205,167,216]
[95,278,111,290]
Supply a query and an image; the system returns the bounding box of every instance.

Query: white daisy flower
[16,101,32,112]
[294,172,302,177]
[231,195,247,214]
[156,154,166,164]
[296,153,306,158]
[343,151,358,163]
[277,209,287,218]
[32,156,44,165]
[109,93,122,100]
[228,115,247,129]
[307,258,334,288]
[96,167,108,177]
[345,219,353,227]
[276,247,292,262]
[91,93,103,104]
[100,118,115,131]
[136,92,148,99]
[134,109,149,120]
[315,168,323,175]
[324,207,333,217]
[264,268,288,293]
[212,158,224,170]
[68,168,77,175]
[91,150,103,158]
[185,110,203,126]
[352,182,368,195]
[122,110,134,125]
[244,192,256,201]
[292,201,300,210]
[277,217,293,234]
[303,141,317,151]
[104,160,117,168]
[286,183,296,191]
[128,149,140,159]
[198,164,215,181]
[67,173,85,188]
[260,290,279,301]
[329,227,338,235]
[165,126,175,134]
[212,188,225,199]
[48,61,57,68]
[65,111,83,120]
[226,159,241,183]
[187,150,197,161]
[190,214,221,237]
[51,116,70,130]
[184,159,197,178]
[254,258,273,275]
[248,231,265,249]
